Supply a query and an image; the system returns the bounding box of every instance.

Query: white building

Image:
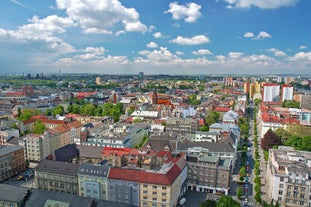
[263,83,280,102]
[282,84,294,101]
[267,146,311,207]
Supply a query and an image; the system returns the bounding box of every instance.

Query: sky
[0,0,310,75]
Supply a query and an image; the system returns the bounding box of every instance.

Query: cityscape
[0,73,311,207]
[1,0,311,207]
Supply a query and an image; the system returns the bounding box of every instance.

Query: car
[16,175,25,181]
[246,160,249,165]
[179,197,186,205]
[245,176,249,183]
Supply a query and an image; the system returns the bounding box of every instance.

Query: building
[282,84,293,101]
[0,128,19,146]
[35,159,79,194]
[85,124,149,148]
[165,117,197,136]
[266,146,311,207]
[263,83,280,102]
[108,152,187,207]
[0,145,25,182]
[178,142,234,195]
[96,77,102,85]
[78,163,110,200]
[300,95,311,110]
[0,184,29,207]
[223,77,233,87]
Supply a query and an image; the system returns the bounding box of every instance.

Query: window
[279,183,283,188]
[278,190,283,195]
[143,196,147,200]
[162,186,167,190]
[143,190,147,194]
[162,193,167,196]
[143,184,148,188]
[278,197,282,201]
[300,201,304,205]
[280,177,284,182]
[153,192,157,195]
[287,185,291,190]
[153,185,157,189]
[152,198,157,201]
[162,199,166,202]
[301,194,305,198]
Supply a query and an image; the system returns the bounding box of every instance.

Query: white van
[179,197,186,205]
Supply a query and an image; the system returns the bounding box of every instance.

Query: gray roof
[177,141,235,153]
[78,163,110,177]
[24,189,94,207]
[35,159,79,176]
[0,184,28,203]
[0,145,23,157]
[76,145,103,159]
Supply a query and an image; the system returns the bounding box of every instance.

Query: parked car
[179,197,186,205]
[16,175,25,181]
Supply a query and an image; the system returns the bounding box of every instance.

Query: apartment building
[165,117,197,136]
[0,145,25,182]
[178,143,233,195]
[78,163,110,200]
[282,84,294,101]
[85,124,148,148]
[262,83,280,102]
[35,159,79,194]
[267,146,311,207]
[108,152,187,207]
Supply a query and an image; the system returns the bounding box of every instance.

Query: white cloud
[288,52,311,61]
[192,49,212,55]
[146,42,158,48]
[256,31,272,39]
[243,31,272,40]
[56,0,148,34]
[172,35,210,45]
[243,32,254,38]
[228,52,244,58]
[176,51,184,56]
[138,47,179,62]
[153,32,163,38]
[165,2,202,23]
[300,45,307,50]
[223,0,299,9]
[267,48,287,57]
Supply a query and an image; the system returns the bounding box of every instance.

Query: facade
[165,117,197,136]
[108,153,187,207]
[0,184,29,207]
[0,128,19,146]
[78,163,110,200]
[263,83,280,102]
[35,159,79,194]
[301,95,311,110]
[85,124,148,148]
[267,146,311,207]
[0,145,25,182]
[282,84,293,101]
[182,145,233,195]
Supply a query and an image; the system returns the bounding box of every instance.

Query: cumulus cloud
[146,42,158,48]
[243,32,255,38]
[165,2,202,23]
[153,32,163,38]
[267,48,287,57]
[172,35,210,45]
[299,45,307,50]
[243,31,272,40]
[223,0,299,9]
[228,52,244,58]
[288,52,311,61]
[138,47,179,62]
[56,0,148,34]
[192,49,212,55]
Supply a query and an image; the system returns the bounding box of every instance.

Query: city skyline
[0,0,310,75]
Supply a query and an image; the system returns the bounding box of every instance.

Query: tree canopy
[261,129,282,151]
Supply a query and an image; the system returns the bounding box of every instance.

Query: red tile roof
[214,106,230,112]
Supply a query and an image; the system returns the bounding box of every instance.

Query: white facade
[263,84,280,102]
[282,86,294,101]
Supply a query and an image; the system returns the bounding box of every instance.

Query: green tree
[205,111,220,129]
[237,186,243,199]
[17,107,21,118]
[216,195,240,207]
[46,109,52,116]
[282,100,300,108]
[19,109,37,121]
[274,128,292,144]
[285,135,302,149]
[200,200,216,207]
[199,125,209,131]
[239,166,246,177]
[52,105,64,116]
[94,106,103,116]
[33,120,46,134]
[81,103,96,116]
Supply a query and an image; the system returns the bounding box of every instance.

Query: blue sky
[0,0,310,75]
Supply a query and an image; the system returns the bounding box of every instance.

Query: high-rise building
[282,84,293,101]
[223,77,233,87]
[95,77,102,85]
[262,83,280,102]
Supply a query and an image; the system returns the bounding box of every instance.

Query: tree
[285,135,302,149]
[17,107,21,118]
[200,200,216,207]
[216,195,240,207]
[19,109,38,121]
[236,186,243,199]
[205,111,220,129]
[261,129,282,151]
[199,126,209,131]
[52,105,64,116]
[282,100,300,108]
[81,103,96,116]
[33,120,46,134]
[274,128,292,144]
[239,166,246,177]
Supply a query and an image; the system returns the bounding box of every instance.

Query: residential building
[165,117,197,136]
[0,128,19,146]
[0,145,25,182]
[178,142,234,195]
[300,95,311,110]
[35,159,79,194]
[262,83,280,102]
[266,146,311,207]
[78,163,110,200]
[85,124,148,148]
[0,184,29,207]
[282,84,293,101]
